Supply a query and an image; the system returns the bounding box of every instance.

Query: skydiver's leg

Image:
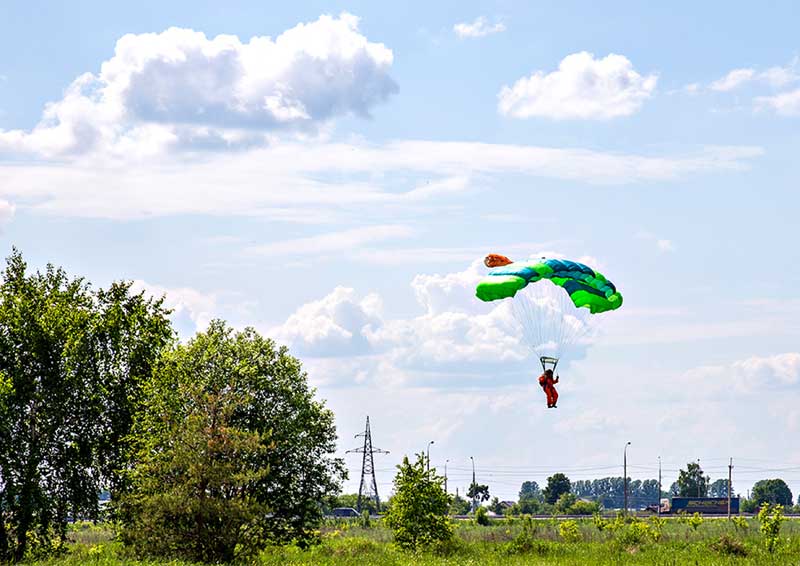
[551,387,558,408]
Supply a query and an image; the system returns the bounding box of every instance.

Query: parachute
[476,255,623,372]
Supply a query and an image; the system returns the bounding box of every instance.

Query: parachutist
[538,369,559,408]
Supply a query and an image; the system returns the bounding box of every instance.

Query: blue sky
[2,1,799,502]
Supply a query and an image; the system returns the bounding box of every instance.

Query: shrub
[757,503,784,553]
[505,517,549,556]
[648,516,665,542]
[475,506,491,526]
[360,510,372,529]
[731,515,749,531]
[569,500,600,515]
[710,534,748,557]
[615,519,652,547]
[687,512,704,531]
[592,513,610,532]
[559,520,580,543]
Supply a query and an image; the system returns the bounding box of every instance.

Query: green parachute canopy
[476,258,622,314]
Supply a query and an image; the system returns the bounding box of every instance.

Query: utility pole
[445,459,449,494]
[346,416,389,513]
[728,458,733,519]
[470,456,476,513]
[623,442,631,516]
[657,456,662,519]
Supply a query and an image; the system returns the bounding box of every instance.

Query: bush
[558,520,580,543]
[731,515,749,531]
[687,512,704,531]
[615,519,654,547]
[569,500,600,515]
[475,506,491,526]
[360,510,372,529]
[505,517,550,556]
[710,534,748,557]
[757,503,784,553]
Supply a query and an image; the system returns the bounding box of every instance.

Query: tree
[554,493,577,514]
[489,497,504,514]
[0,251,172,561]
[709,479,733,498]
[519,481,542,501]
[117,384,274,562]
[120,321,345,547]
[677,462,709,497]
[751,479,793,507]
[449,493,472,515]
[543,473,571,504]
[385,454,452,551]
[467,482,490,505]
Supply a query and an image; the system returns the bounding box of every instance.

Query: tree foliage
[543,473,571,505]
[120,321,345,548]
[751,479,793,507]
[0,251,172,562]
[519,481,542,501]
[677,462,709,497]
[117,384,273,562]
[708,478,733,498]
[385,454,452,551]
[467,482,490,505]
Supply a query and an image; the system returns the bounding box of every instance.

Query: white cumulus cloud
[0,13,397,157]
[685,352,800,394]
[453,17,506,39]
[756,88,800,116]
[498,51,657,120]
[131,280,217,331]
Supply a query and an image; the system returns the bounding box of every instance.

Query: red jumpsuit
[539,373,559,408]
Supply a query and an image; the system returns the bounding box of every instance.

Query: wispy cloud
[245,225,414,257]
[453,16,505,39]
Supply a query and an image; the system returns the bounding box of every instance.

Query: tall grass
[23,517,800,565]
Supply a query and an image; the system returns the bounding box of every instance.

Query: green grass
[23,517,800,565]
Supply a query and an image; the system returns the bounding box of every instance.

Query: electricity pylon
[346,416,389,512]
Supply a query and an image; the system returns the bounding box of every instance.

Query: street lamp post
[445,459,449,494]
[426,441,435,472]
[623,442,631,516]
[470,456,476,513]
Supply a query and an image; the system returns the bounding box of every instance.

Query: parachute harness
[539,356,559,374]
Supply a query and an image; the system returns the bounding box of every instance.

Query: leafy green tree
[677,462,709,497]
[0,251,171,561]
[708,478,733,498]
[385,454,452,551]
[751,479,793,507]
[467,482,490,506]
[122,321,345,547]
[543,473,571,504]
[449,493,471,515]
[517,497,543,514]
[555,492,577,514]
[117,384,273,562]
[519,481,542,501]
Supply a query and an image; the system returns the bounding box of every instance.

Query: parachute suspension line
[510,282,594,368]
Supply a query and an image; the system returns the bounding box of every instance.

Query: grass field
[25,516,800,565]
